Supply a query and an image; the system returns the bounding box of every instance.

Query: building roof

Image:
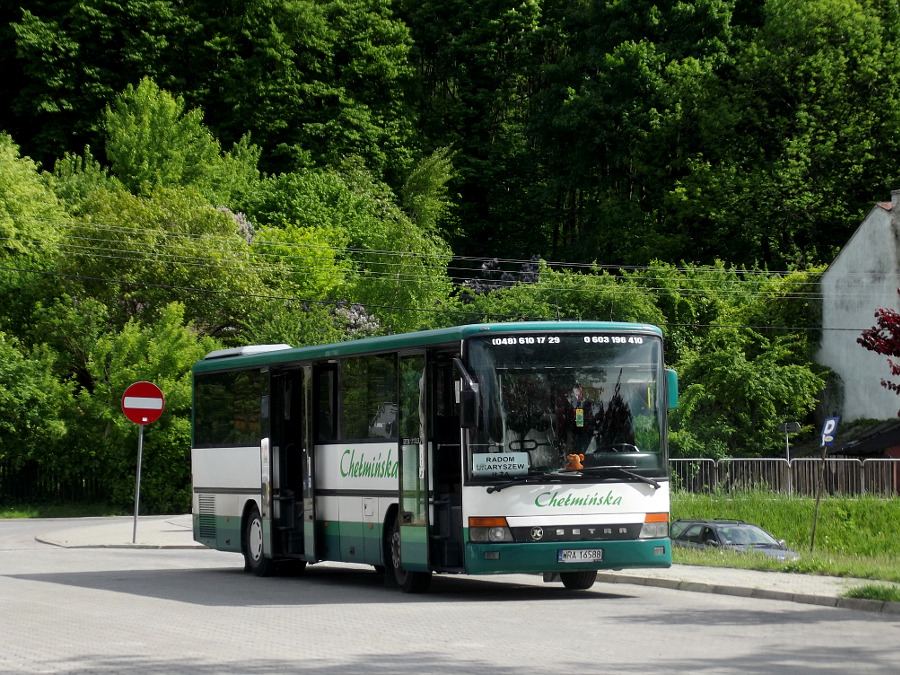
[829,420,900,457]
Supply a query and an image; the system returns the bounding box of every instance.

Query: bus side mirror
[459,385,480,429]
[666,369,678,409]
[453,357,481,429]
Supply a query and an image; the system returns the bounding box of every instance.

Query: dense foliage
[1,0,880,511]
[4,0,900,268]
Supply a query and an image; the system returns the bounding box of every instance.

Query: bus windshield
[464,332,666,480]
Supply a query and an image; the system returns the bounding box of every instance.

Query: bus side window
[314,366,337,442]
[433,361,459,442]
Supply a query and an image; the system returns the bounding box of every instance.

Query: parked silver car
[671,519,800,561]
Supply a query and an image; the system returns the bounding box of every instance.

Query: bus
[191,321,678,592]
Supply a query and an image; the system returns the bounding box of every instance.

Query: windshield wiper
[485,471,573,493]
[486,467,662,493]
[575,466,661,489]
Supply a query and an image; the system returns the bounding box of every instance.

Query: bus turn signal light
[640,512,669,539]
[469,517,509,528]
[468,517,513,542]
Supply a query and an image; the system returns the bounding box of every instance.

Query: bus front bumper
[464,538,671,575]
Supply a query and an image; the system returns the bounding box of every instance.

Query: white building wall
[818,190,900,421]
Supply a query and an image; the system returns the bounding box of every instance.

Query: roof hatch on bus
[203,344,292,360]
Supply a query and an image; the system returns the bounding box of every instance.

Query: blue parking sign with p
[820,417,840,447]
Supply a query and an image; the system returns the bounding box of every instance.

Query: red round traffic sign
[121,381,165,425]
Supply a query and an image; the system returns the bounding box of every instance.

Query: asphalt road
[1,518,898,674]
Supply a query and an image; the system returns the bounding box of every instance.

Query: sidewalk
[597,566,900,615]
[36,515,899,614]
[36,514,203,550]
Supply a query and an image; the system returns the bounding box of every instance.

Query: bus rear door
[398,353,430,572]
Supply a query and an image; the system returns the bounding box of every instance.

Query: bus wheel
[388,517,431,593]
[243,506,273,577]
[560,570,597,590]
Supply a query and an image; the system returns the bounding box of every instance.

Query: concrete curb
[596,572,900,614]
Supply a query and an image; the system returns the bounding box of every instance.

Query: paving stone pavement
[35,515,900,615]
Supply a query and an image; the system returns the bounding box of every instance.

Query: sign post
[810,416,839,553]
[778,421,801,460]
[121,382,165,544]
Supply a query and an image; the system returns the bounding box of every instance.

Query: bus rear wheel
[560,570,597,590]
[243,505,273,577]
[388,517,431,593]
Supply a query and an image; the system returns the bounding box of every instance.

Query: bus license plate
[558,548,603,563]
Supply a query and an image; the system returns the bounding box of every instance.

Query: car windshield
[463,332,666,481]
[720,525,780,546]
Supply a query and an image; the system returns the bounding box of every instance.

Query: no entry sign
[121,381,165,425]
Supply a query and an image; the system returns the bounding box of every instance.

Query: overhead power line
[0,262,878,333]
[5,214,896,329]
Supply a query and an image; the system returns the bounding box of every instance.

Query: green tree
[61,302,218,512]
[246,221,354,346]
[195,0,417,178]
[0,332,72,472]
[666,0,900,266]
[337,159,454,332]
[102,77,261,205]
[528,0,736,264]
[628,261,777,365]
[0,133,68,336]
[461,261,666,325]
[10,1,202,165]
[244,162,454,334]
[399,0,545,258]
[670,328,825,458]
[400,146,456,233]
[51,183,269,337]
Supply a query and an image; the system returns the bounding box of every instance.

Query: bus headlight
[468,517,514,542]
[639,513,669,539]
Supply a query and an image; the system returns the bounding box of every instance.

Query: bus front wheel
[560,570,597,590]
[388,517,431,593]
[243,506,273,577]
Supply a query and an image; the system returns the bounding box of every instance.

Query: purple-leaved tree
[857,289,900,414]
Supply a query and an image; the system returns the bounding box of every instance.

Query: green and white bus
[191,321,678,592]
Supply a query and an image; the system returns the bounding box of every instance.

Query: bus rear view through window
[191,322,677,593]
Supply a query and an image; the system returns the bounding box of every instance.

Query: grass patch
[842,584,900,603]
[672,546,900,584]
[672,490,900,583]
[0,503,124,519]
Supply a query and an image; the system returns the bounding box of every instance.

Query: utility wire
[0,263,878,333]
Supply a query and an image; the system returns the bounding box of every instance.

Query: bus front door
[270,369,305,557]
[306,363,335,562]
[397,354,430,572]
[398,439,429,571]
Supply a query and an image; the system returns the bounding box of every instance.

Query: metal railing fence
[670,457,900,497]
[0,459,103,504]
